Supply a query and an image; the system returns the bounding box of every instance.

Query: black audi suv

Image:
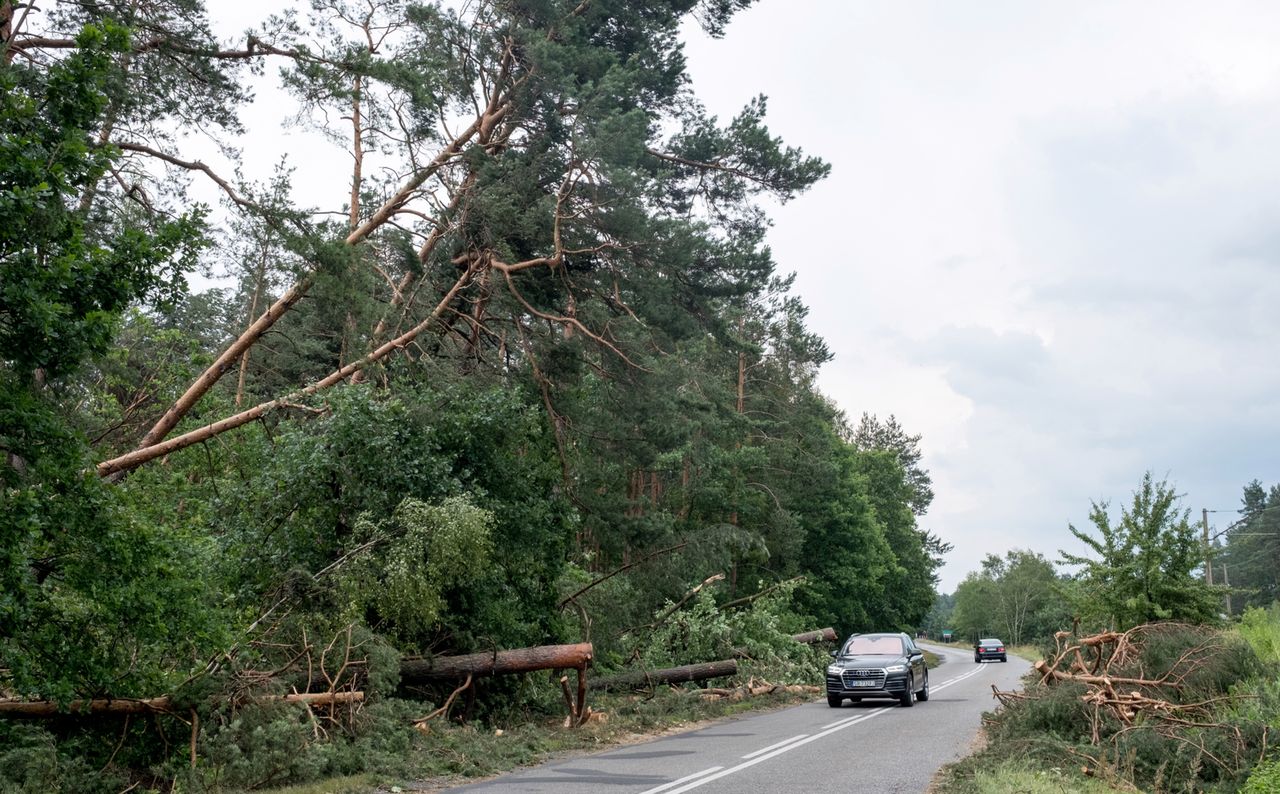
[825,632,929,708]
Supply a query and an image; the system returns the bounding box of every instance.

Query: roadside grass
[924,650,942,668]
[934,759,1122,794]
[1007,644,1041,663]
[257,775,378,794]
[257,687,818,794]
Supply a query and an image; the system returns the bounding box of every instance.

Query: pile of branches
[992,622,1269,783]
[691,677,820,703]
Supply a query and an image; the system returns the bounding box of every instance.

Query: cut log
[589,659,738,692]
[791,628,837,645]
[399,642,593,684]
[0,691,363,718]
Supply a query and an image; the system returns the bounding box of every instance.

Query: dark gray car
[974,638,1007,662]
[825,632,929,708]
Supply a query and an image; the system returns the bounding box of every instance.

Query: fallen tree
[732,627,837,658]
[400,642,594,728]
[588,659,738,692]
[790,627,838,645]
[399,642,593,683]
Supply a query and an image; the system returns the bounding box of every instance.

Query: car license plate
[852,679,876,687]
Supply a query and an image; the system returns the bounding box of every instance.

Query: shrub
[1243,757,1280,793]
[1238,604,1280,665]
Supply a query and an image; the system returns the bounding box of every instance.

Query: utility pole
[1202,509,1214,585]
[1221,564,1232,616]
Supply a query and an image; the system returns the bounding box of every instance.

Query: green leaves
[0,21,206,379]
[1060,472,1221,629]
[340,496,494,641]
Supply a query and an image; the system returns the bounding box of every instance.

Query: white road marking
[636,766,724,794]
[661,708,892,793]
[740,734,808,759]
[664,659,994,793]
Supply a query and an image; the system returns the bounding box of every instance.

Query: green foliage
[0,722,128,794]
[0,21,205,379]
[939,622,1273,794]
[1238,603,1280,666]
[852,413,934,516]
[1060,472,1220,629]
[952,550,1068,645]
[632,580,825,685]
[1220,481,1280,613]
[1244,759,1280,794]
[339,496,494,641]
[638,590,734,670]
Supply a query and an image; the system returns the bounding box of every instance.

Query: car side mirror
[829,649,838,658]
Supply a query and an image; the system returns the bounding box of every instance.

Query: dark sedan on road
[825,632,929,708]
[974,638,1007,662]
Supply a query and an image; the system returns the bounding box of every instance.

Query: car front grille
[840,668,886,689]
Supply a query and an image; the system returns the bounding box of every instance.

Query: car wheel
[898,675,915,707]
[917,671,930,702]
[827,694,842,708]
[974,655,981,663]
[1001,655,1007,663]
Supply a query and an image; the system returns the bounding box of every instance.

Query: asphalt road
[448,641,1029,794]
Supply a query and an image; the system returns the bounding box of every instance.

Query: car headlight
[884,663,907,673]
[826,665,843,675]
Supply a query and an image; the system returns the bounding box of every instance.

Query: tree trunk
[399,642,593,684]
[589,659,738,692]
[790,628,838,645]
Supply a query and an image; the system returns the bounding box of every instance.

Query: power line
[1208,504,1280,541]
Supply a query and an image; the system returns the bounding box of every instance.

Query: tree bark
[399,643,593,684]
[790,628,838,645]
[588,659,738,692]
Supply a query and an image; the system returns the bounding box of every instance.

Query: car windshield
[980,640,1003,647]
[842,636,904,655]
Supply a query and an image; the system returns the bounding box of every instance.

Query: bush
[1238,604,1280,665]
[937,622,1275,794]
[1243,757,1280,793]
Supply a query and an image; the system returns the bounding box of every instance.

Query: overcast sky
[677,1,1280,589]
[209,1,1280,591]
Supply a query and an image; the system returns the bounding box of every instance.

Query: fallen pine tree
[588,659,738,692]
[399,642,593,683]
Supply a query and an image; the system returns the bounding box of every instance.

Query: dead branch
[557,542,688,608]
[412,674,472,728]
[618,573,726,639]
[720,576,806,610]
